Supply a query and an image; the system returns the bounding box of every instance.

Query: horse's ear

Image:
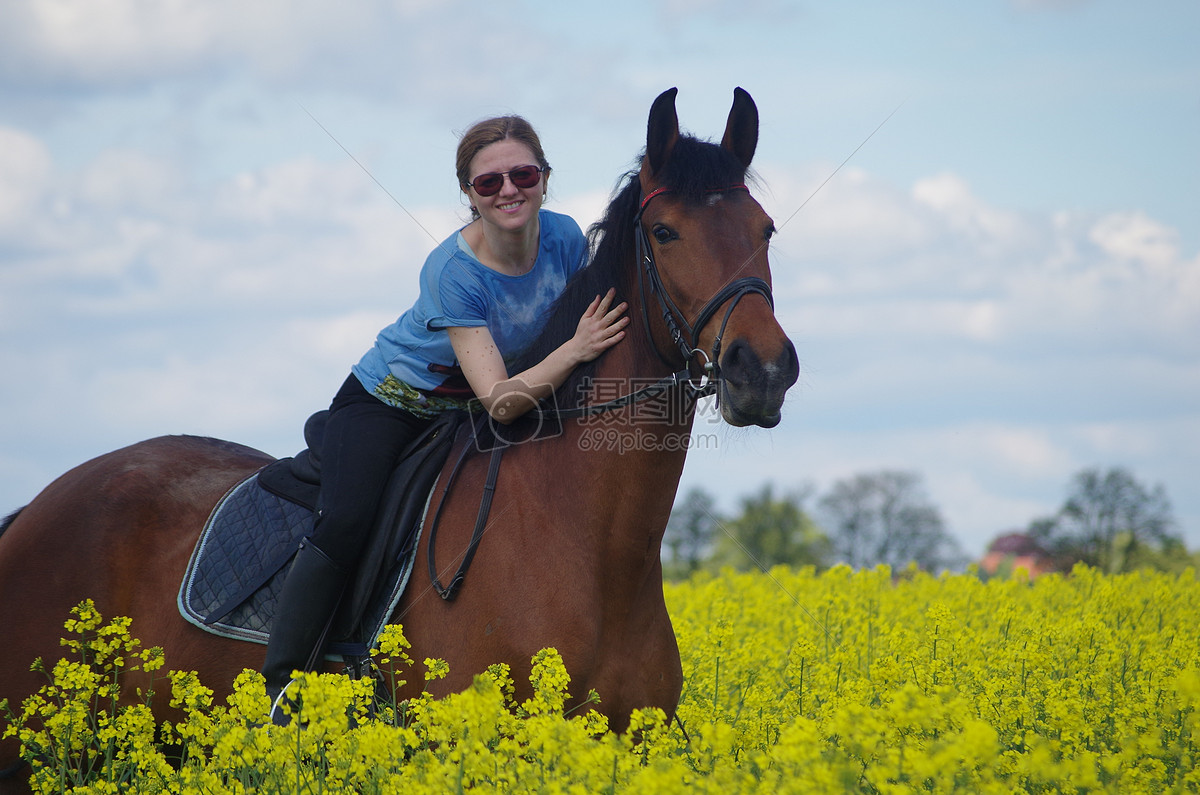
[644,87,680,178]
[721,87,758,169]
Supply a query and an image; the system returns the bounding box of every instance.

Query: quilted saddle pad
[177,472,423,655]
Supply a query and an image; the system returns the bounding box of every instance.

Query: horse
[0,86,798,781]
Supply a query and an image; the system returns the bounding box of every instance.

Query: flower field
[4,564,1198,793]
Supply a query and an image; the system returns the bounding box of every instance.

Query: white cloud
[928,470,1052,552]
[0,126,51,229]
[0,0,429,86]
[911,172,1030,249]
[2,60,1197,558]
[1089,210,1181,270]
[1070,417,1200,462]
[764,166,1199,369]
[0,140,457,330]
[78,149,181,210]
[939,425,1074,478]
[0,0,585,112]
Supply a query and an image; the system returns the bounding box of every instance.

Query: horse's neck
[591,313,697,435]
[564,320,695,554]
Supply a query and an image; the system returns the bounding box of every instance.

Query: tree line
[663,466,1188,579]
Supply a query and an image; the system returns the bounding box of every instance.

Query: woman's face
[464,139,545,233]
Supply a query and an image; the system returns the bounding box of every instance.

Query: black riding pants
[308,374,433,570]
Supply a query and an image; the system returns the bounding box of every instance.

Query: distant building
[979,532,1057,578]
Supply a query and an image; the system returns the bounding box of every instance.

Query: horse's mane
[0,507,22,540]
[509,134,751,415]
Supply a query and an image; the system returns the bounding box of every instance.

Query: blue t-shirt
[353,209,587,415]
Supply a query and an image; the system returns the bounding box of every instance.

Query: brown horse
[0,87,797,781]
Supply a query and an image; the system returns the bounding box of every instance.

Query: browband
[638,184,749,213]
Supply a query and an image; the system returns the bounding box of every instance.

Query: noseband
[634,185,775,396]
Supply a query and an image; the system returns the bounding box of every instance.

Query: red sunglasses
[467,165,544,197]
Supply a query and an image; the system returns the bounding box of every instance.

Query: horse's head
[636,87,799,428]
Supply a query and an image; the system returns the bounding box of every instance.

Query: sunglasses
[467,165,544,197]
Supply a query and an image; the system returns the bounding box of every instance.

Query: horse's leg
[590,577,684,732]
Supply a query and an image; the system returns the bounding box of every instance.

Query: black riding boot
[261,538,347,726]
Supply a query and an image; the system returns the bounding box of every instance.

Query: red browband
[639,184,749,212]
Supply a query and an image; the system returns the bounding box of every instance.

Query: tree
[663,487,721,579]
[708,483,830,572]
[1029,467,1177,574]
[818,470,962,572]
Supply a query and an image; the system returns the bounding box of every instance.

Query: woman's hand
[448,287,628,424]
[570,288,629,364]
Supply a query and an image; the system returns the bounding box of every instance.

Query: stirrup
[269,678,301,727]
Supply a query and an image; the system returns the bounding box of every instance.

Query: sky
[0,0,1196,558]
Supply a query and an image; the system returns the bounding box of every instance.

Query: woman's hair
[456,116,551,216]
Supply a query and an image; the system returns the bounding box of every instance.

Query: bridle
[540,184,775,421]
[433,186,776,599]
[633,185,774,397]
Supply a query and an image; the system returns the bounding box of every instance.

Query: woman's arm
[448,288,628,424]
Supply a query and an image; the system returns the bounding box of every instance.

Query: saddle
[178,409,466,658]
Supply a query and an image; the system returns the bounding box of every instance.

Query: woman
[262,115,629,722]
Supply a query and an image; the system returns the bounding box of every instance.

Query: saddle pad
[178,472,312,645]
[177,472,424,653]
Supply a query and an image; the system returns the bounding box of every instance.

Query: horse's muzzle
[716,337,799,428]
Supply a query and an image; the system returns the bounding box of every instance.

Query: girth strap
[425,424,506,601]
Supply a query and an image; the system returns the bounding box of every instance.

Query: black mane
[0,507,22,540]
[509,134,751,413]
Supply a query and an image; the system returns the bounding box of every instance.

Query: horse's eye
[652,225,676,245]
[765,223,777,241]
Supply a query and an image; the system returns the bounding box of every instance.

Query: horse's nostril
[719,337,799,394]
[782,339,800,385]
[719,339,749,385]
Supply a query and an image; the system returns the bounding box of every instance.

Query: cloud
[0,0,416,87]
[1089,210,1187,271]
[762,164,1199,366]
[0,138,455,326]
[0,125,51,229]
[0,128,452,482]
[77,149,182,210]
[0,0,623,116]
[2,105,1196,555]
[911,172,1030,249]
